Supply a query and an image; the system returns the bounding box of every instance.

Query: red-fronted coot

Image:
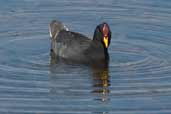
[49,20,112,64]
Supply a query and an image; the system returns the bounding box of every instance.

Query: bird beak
[103,36,108,48]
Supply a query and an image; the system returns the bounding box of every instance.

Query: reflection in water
[91,63,110,102]
[50,51,111,103]
[49,51,111,114]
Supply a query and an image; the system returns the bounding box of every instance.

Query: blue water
[0,0,171,114]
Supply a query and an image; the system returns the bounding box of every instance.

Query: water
[0,0,171,114]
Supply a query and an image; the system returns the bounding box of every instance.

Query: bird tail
[49,20,69,39]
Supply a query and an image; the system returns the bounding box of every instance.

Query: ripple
[0,0,171,114]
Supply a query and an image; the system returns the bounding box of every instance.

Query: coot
[49,20,112,64]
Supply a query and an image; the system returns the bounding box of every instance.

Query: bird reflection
[91,61,110,102]
[50,51,111,103]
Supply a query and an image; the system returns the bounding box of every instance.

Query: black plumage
[49,20,112,64]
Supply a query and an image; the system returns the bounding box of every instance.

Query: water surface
[0,0,171,114]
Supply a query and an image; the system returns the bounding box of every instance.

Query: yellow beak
[103,37,108,48]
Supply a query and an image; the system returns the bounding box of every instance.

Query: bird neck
[104,47,109,60]
[91,40,109,60]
